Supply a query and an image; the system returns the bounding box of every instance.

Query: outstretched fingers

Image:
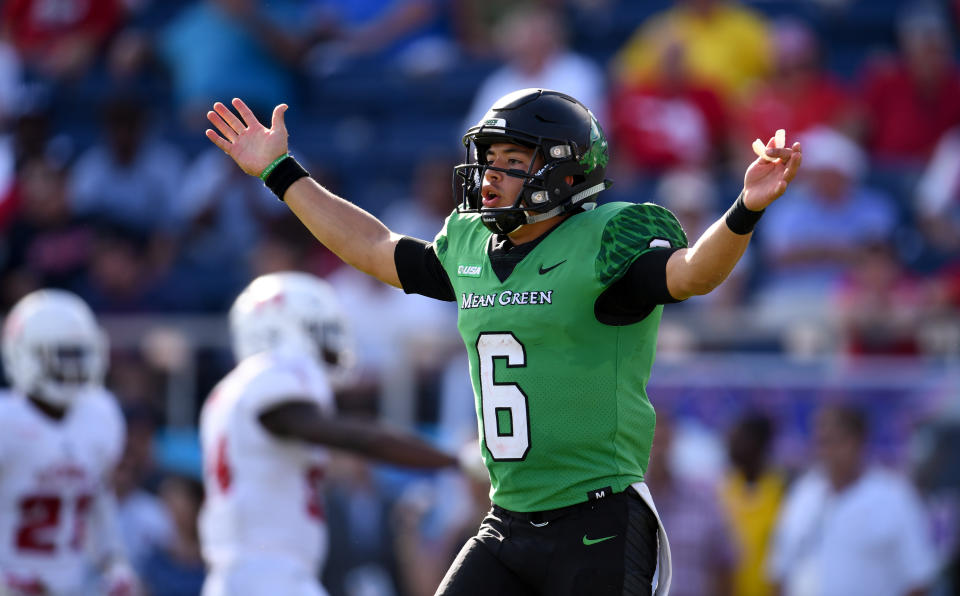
[213,101,247,135]
[206,108,238,143]
[231,98,262,130]
[205,128,231,153]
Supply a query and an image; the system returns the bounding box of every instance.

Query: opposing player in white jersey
[0,290,138,596]
[199,271,458,596]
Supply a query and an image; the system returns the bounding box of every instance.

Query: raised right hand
[205,98,289,178]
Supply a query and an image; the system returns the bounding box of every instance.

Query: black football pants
[435,487,659,596]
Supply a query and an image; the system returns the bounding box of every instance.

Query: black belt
[493,486,625,526]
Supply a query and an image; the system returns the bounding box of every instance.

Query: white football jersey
[0,388,125,594]
[198,349,334,576]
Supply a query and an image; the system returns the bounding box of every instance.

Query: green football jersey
[434,201,688,512]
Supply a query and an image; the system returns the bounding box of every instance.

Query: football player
[0,289,138,595]
[205,89,802,595]
[198,271,457,596]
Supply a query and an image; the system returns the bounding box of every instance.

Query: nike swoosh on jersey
[538,260,567,274]
[582,534,617,546]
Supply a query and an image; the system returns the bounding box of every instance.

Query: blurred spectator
[11,107,63,168]
[389,356,487,596]
[248,165,348,279]
[435,352,476,456]
[910,418,960,595]
[0,39,23,124]
[393,449,490,596]
[108,350,172,416]
[768,404,938,596]
[917,127,960,335]
[0,136,14,233]
[719,411,785,596]
[68,93,186,238]
[323,454,403,596]
[140,474,207,596]
[607,38,727,174]
[73,226,183,313]
[736,18,858,166]
[613,0,772,103]
[756,127,897,326]
[2,107,79,243]
[248,218,344,280]
[308,0,459,77]
[462,5,606,130]
[0,155,94,308]
[114,405,175,574]
[911,126,960,273]
[926,264,960,357]
[0,107,62,235]
[168,147,290,311]
[1,0,123,81]
[110,0,317,127]
[832,242,927,356]
[858,5,960,173]
[380,155,456,241]
[646,414,737,596]
[452,0,540,58]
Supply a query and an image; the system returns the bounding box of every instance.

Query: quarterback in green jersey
[205,89,802,595]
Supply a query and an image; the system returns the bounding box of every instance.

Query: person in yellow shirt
[613,0,772,102]
[719,411,785,596]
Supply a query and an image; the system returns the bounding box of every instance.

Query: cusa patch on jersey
[457,264,483,277]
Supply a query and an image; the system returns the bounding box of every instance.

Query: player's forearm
[261,403,457,468]
[666,217,750,300]
[339,423,459,469]
[283,177,403,287]
[306,415,458,468]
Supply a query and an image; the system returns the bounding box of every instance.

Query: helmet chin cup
[481,209,527,235]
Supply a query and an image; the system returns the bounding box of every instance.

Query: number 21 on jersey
[17,494,93,553]
[477,333,531,461]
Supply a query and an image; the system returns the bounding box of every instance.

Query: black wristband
[724,192,764,235]
[264,155,309,201]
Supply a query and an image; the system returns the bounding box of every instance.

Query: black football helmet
[454,88,611,235]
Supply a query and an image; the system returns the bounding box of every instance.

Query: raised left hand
[742,136,803,211]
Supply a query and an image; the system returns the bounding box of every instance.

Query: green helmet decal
[579,113,609,174]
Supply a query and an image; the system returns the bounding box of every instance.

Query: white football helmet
[2,289,108,408]
[229,272,353,381]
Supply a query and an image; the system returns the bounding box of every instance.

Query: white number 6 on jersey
[477,332,530,460]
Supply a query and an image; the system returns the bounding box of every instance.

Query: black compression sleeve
[595,247,682,325]
[394,237,456,302]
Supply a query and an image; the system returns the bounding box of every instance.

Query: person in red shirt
[736,18,858,166]
[858,7,960,167]
[608,39,727,175]
[2,0,123,80]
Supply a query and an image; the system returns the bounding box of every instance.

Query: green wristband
[259,154,289,181]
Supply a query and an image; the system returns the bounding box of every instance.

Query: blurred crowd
[1,0,959,594]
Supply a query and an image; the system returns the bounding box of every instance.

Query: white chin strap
[522,182,607,226]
